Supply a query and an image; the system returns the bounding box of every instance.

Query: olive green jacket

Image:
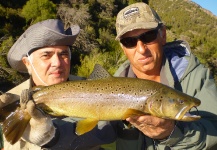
[113,40,217,150]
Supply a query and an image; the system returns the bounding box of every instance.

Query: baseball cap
[115,2,162,40]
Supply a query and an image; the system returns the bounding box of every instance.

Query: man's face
[120,27,166,77]
[23,46,71,86]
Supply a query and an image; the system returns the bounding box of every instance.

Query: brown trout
[0,64,201,144]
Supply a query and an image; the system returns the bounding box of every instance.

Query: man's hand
[20,89,55,146]
[126,115,175,140]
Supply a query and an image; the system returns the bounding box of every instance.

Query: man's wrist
[156,121,177,141]
[42,123,60,148]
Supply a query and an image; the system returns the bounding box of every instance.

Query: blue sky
[191,0,217,16]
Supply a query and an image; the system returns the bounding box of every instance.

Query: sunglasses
[120,28,159,48]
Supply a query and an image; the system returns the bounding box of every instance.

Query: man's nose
[136,40,147,54]
[51,54,61,67]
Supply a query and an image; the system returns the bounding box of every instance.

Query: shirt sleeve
[43,117,116,150]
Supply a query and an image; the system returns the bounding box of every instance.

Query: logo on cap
[124,7,139,19]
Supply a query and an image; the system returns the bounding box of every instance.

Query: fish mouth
[175,106,201,121]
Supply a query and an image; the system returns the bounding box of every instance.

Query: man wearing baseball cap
[114,2,217,150]
[0,19,116,150]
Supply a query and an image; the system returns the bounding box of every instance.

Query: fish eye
[179,99,184,104]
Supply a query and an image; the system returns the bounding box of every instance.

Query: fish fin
[88,64,112,80]
[3,108,31,145]
[31,85,46,92]
[122,120,133,129]
[0,100,20,122]
[122,108,146,120]
[76,118,98,135]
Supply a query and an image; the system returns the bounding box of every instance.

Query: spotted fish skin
[34,77,154,120]
[34,76,200,121]
[1,64,201,145]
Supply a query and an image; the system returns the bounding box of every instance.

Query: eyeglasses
[120,28,159,48]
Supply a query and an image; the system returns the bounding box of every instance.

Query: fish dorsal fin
[88,64,112,80]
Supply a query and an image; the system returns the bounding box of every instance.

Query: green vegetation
[0,0,217,91]
[21,0,57,24]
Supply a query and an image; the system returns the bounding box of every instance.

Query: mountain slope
[149,0,217,81]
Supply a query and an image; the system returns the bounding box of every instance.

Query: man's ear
[22,57,32,74]
[158,26,166,45]
[120,43,127,55]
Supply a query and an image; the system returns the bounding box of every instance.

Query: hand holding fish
[20,89,55,146]
[126,115,175,140]
[21,100,55,146]
[2,89,55,146]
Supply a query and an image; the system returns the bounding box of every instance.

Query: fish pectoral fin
[3,108,31,145]
[122,108,145,120]
[76,118,98,135]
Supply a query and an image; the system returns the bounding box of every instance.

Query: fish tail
[0,100,20,122]
[2,108,31,145]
